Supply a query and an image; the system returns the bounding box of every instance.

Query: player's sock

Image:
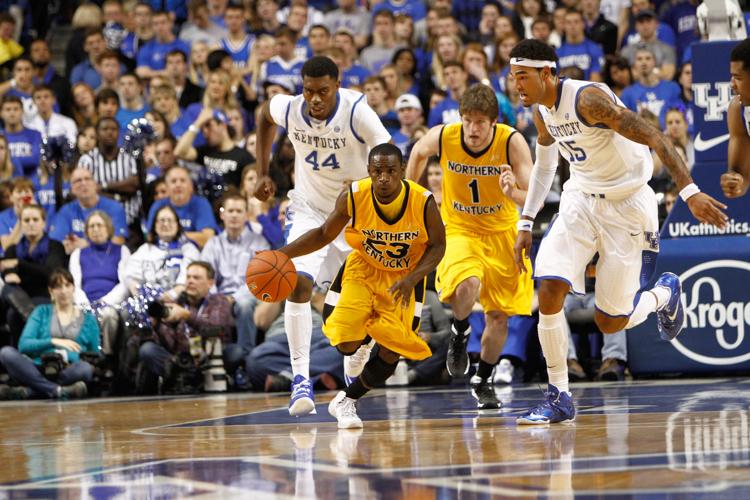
[538,310,570,394]
[476,358,496,381]
[625,287,670,329]
[452,316,470,334]
[285,301,312,380]
[345,355,398,400]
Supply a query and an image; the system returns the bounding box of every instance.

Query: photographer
[137,262,240,391]
[0,269,100,400]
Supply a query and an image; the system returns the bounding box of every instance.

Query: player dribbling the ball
[278,143,446,429]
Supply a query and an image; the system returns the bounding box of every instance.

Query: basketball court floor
[0,378,748,498]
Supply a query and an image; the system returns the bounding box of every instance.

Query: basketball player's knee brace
[360,356,398,389]
[335,335,371,356]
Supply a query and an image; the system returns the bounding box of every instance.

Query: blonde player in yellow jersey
[407,84,534,409]
[279,143,446,429]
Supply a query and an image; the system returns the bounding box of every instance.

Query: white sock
[625,287,670,329]
[538,310,570,394]
[285,301,312,379]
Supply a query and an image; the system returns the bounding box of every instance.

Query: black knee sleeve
[360,355,398,389]
[336,346,357,356]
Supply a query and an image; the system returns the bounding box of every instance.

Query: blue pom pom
[123,118,158,158]
[41,135,76,166]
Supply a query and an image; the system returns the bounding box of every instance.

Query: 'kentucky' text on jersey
[439,122,519,233]
[345,178,431,272]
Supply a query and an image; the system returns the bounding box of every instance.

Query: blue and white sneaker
[516,384,575,425]
[289,375,316,417]
[654,272,685,341]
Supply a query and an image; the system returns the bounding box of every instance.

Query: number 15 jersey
[439,122,519,234]
[269,88,391,214]
[538,78,652,198]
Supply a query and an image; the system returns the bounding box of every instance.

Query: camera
[146,300,170,320]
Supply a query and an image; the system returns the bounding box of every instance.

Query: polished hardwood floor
[0,378,748,498]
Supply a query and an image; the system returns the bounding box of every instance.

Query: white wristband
[679,183,700,202]
[188,124,199,134]
[517,219,533,232]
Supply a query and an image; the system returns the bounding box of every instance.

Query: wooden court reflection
[1,379,750,497]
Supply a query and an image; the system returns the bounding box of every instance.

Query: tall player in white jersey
[721,38,750,199]
[254,56,391,416]
[508,39,728,425]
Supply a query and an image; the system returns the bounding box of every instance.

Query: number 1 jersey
[269,88,391,214]
[439,122,519,234]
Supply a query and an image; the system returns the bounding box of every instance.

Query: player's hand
[514,230,532,275]
[720,172,747,198]
[389,276,416,309]
[686,192,728,228]
[253,176,276,202]
[500,165,515,198]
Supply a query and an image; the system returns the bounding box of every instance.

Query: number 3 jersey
[345,178,432,273]
[538,78,653,198]
[439,122,519,234]
[269,88,391,214]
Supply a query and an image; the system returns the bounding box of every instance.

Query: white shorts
[534,185,660,317]
[284,190,350,289]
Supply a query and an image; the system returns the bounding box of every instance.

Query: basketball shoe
[328,391,363,429]
[446,324,470,376]
[517,384,575,425]
[470,375,501,409]
[289,375,316,416]
[654,272,685,341]
[345,338,375,379]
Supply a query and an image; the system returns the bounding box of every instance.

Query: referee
[77,117,143,246]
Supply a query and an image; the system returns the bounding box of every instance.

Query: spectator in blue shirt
[70,29,107,90]
[620,47,681,128]
[1,95,43,180]
[557,9,604,81]
[392,93,423,157]
[428,62,468,127]
[136,10,191,81]
[146,165,218,249]
[50,167,129,254]
[0,177,35,252]
[373,0,427,22]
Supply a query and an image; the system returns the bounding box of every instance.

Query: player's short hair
[731,38,750,73]
[459,83,499,121]
[187,261,215,280]
[368,143,403,166]
[509,38,559,76]
[301,56,339,81]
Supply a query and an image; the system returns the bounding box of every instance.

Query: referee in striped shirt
[77,117,143,243]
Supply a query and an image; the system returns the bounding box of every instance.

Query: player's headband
[510,57,557,69]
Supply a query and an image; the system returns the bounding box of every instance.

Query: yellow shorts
[322,254,432,361]
[436,226,533,315]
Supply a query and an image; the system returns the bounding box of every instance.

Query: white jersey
[538,78,653,198]
[269,88,391,214]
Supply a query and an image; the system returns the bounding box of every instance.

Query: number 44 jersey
[439,122,519,234]
[538,78,653,198]
[269,88,391,214]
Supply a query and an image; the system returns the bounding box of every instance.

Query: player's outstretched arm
[389,196,446,307]
[405,126,442,185]
[254,100,278,201]
[279,190,351,260]
[577,87,728,228]
[722,98,750,198]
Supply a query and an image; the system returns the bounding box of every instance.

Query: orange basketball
[246,250,298,303]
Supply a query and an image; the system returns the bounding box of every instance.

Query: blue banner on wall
[628,236,750,375]
[691,41,736,164]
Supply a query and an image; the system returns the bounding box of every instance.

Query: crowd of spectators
[0,0,738,399]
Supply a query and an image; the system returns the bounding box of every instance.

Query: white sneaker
[344,338,375,378]
[328,391,363,429]
[493,358,514,385]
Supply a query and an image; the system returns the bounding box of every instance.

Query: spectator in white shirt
[27,85,78,144]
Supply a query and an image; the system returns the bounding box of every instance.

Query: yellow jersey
[345,177,432,272]
[439,122,519,233]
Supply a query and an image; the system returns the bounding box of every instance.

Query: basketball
[245,250,298,303]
